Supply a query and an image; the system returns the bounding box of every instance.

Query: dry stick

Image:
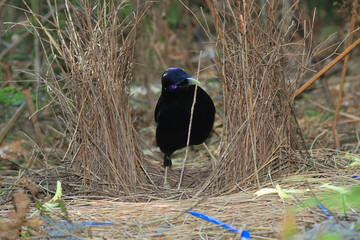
[0,0,7,38]
[131,0,141,189]
[310,100,360,121]
[146,28,167,70]
[355,130,360,153]
[0,102,26,143]
[178,51,202,190]
[344,119,360,123]
[333,0,359,149]
[0,4,67,61]
[205,0,218,36]
[242,0,260,189]
[1,62,32,88]
[31,0,40,83]
[202,142,216,171]
[226,143,284,194]
[162,3,169,64]
[23,89,43,144]
[294,37,360,98]
[292,0,334,108]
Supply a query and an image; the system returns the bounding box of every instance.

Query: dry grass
[32,1,154,194]
[196,0,314,195]
[1,149,358,239]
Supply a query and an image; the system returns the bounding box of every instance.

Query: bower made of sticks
[198,1,308,195]
[40,1,309,197]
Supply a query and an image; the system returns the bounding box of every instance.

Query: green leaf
[320,111,331,122]
[305,109,318,117]
[315,232,341,240]
[0,86,24,106]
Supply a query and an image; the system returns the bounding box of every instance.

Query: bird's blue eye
[170,85,177,89]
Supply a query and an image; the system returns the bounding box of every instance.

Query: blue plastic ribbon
[315,175,360,219]
[188,210,250,239]
[157,226,167,234]
[314,200,333,219]
[58,220,119,226]
[241,230,251,240]
[188,210,239,233]
[76,221,117,226]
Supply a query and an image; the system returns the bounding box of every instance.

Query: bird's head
[161,68,200,93]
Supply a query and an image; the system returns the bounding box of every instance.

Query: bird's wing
[154,95,162,123]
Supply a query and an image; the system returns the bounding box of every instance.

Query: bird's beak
[186,77,200,85]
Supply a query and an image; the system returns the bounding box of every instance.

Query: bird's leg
[163,154,172,189]
[164,166,169,189]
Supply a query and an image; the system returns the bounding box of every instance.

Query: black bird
[155,68,215,187]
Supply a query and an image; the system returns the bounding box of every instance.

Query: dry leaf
[25,216,44,228]
[0,140,24,161]
[0,192,31,240]
[19,177,39,197]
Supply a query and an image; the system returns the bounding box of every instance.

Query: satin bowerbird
[155,68,215,187]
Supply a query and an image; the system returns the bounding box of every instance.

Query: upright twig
[242,0,260,189]
[162,2,169,64]
[333,0,359,149]
[31,0,40,83]
[178,51,202,190]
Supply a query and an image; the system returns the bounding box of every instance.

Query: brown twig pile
[198,1,313,195]
[33,1,153,194]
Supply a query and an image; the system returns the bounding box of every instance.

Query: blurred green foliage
[299,184,360,216]
[305,0,343,21]
[285,184,360,239]
[304,0,352,41]
[167,1,187,29]
[315,232,342,240]
[0,86,24,106]
[320,111,331,122]
[305,109,319,117]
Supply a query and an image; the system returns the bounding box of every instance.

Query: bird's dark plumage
[155,68,215,169]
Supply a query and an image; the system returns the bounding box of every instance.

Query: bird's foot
[163,182,170,189]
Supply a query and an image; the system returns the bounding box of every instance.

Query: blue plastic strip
[314,201,333,219]
[188,210,239,233]
[77,221,116,226]
[157,226,167,234]
[58,220,118,226]
[188,210,250,239]
[241,229,251,240]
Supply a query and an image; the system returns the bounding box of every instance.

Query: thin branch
[0,102,26,143]
[295,37,360,98]
[178,51,202,190]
